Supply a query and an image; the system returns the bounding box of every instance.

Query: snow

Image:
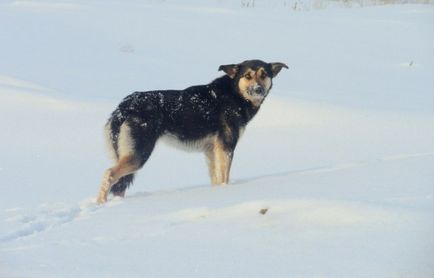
[1,1,434,277]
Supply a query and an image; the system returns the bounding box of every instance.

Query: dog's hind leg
[97,119,159,204]
[97,155,141,204]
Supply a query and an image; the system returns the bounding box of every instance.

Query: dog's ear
[218,64,240,79]
[269,62,288,77]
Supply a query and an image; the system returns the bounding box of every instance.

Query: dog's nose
[254,86,264,94]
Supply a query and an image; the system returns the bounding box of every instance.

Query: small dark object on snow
[259,208,269,215]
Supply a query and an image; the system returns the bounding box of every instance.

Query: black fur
[106,60,287,195]
[110,174,134,194]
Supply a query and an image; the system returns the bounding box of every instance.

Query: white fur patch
[239,127,245,138]
[104,120,117,161]
[160,133,216,152]
[117,122,135,157]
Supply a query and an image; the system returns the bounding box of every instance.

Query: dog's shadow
[231,166,329,185]
[128,165,329,200]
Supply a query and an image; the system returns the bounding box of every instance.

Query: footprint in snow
[0,199,102,243]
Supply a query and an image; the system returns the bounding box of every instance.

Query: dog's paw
[96,190,108,204]
[96,196,107,204]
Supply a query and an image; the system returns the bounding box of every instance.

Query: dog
[97,59,287,203]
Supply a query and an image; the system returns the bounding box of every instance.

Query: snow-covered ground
[1,1,434,277]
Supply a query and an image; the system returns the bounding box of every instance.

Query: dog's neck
[210,75,261,124]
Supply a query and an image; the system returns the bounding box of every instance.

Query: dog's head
[218,60,287,107]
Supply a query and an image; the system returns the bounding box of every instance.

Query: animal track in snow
[1,199,99,243]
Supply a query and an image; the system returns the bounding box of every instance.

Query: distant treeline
[240,0,434,9]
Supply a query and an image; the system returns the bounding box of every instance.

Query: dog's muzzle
[248,84,266,97]
[253,85,265,95]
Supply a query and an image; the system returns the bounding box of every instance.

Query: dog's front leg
[206,137,234,185]
[215,148,233,185]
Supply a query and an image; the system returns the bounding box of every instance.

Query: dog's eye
[244,74,252,80]
[260,73,267,79]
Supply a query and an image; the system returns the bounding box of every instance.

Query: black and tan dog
[97,59,287,203]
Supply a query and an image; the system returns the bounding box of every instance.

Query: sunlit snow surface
[0,1,434,277]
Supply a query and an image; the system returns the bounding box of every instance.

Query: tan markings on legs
[205,149,218,185]
[206,137,233,185]
[96,155,139,204]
